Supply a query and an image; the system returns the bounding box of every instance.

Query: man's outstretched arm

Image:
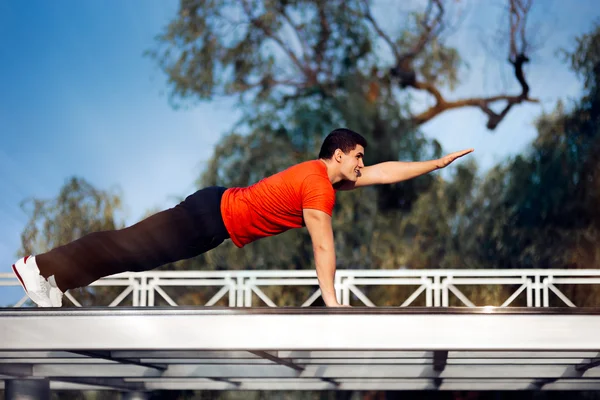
[336,148,474,190]
[303,208,341,307]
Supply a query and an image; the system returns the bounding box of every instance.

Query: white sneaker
[12,256,63,307]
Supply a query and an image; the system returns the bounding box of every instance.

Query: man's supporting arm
[303,208,341,307]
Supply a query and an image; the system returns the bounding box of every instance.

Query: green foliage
[148,0,461,108]
[19,177,124,257]
[445,23,600,306]
[564,22,600,92]
[394,12,461,90]
[458,22,600,274]
[149,0,370,103]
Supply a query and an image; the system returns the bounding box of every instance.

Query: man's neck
[319,158,343,185]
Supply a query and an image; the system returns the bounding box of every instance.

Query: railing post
[425,275,433,307]
[342,276,352,306]
[245,277,254,307]
[534,274,542,307]
[442,276,451,307]
[148,278,156,307]
[132,275,140,307]
[227,276,236,307]
[543,277,550,307]
[434,275,441,307]
[139,275,148,307]
[236,276,245,307]
[526,276,532,307]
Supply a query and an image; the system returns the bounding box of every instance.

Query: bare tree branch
[383,0,445,89]
[228,77,307,99]
[279,7,311,64]
[361,0,399,60]
[378,0,537,130]
[407,0,444,59]
[509,0,532,61]
[412,80,445,104]
[413,94,538,129]
[240,0,311,79]
[413,49,536,129]
[314,2,331,75]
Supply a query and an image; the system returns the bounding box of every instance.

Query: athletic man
[11,128,473,307]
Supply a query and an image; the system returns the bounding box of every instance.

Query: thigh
[115,187,229,266]
[179,186,230,251]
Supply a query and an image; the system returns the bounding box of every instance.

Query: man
[12,128,473,307]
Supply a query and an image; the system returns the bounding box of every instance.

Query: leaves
[19,177,124,257]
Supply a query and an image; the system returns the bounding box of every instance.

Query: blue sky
[0,0,598,306]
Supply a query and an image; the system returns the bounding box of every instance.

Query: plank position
[12,128,473,307]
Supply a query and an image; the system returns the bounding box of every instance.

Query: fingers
[438,148,474,168]
[448,148,474,161]
[455,148,474,157]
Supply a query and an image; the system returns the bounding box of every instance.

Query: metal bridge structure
[1,268,600,398]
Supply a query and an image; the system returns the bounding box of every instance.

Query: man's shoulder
[285,159,327,177]
[268,160,333,196]
[294,162,335,196]
[256,160,327,191]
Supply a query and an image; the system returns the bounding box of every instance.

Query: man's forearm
[303,208,340,307]
[378,159,440,184]
[313,245,339,306]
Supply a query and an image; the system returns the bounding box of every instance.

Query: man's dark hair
[318,128,368,159]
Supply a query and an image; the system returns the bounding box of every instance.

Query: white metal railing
[2,269,600,308]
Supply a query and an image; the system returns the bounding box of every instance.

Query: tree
[453,23,600,306]
[150,0,538,130]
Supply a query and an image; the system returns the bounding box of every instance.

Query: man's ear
[334,149,343,163]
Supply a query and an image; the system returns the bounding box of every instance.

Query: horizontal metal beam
[7,363,597,379]
[2,350,598,360]
[52,377,145,392]
[2,307,600,351]
[3,377,600,391]
[5,357,597,366]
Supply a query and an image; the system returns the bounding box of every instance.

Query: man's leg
[14,187,229,299]
[36,204,205,291]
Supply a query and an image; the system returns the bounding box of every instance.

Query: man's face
[337,145,365,181]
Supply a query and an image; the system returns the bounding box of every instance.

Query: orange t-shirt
[220,160,336,248]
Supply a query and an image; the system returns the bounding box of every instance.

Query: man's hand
[435,148,474,169]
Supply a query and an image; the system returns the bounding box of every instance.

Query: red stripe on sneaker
[12,264,28,292]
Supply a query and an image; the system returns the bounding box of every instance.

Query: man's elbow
[313,242,332,253]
